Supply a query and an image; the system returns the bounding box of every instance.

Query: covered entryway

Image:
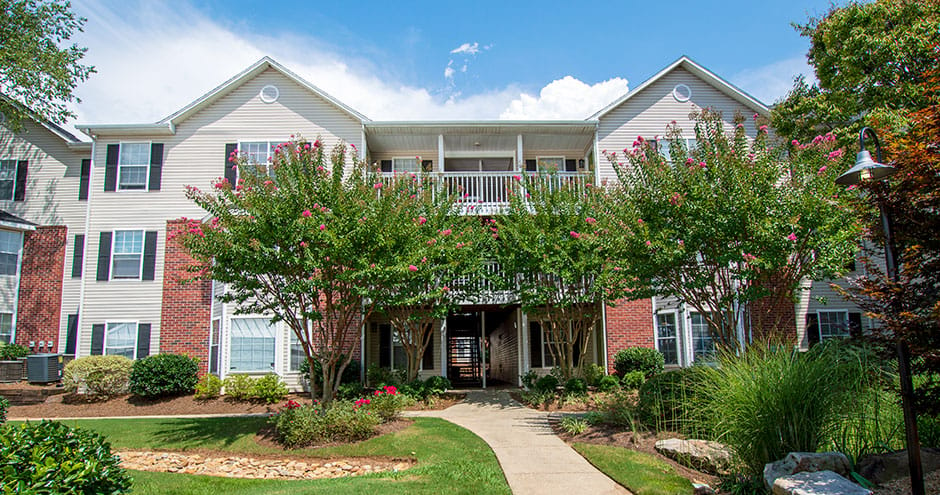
[447,312,483,388]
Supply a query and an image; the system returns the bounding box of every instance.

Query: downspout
[600,302,608,373]
[75,137,96,357]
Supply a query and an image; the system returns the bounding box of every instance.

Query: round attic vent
[673,83,692,102]
[260,85,279,103]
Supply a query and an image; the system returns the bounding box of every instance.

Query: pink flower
[299,241,307,248]
[409,265,418,272]
[791,139,800,147]
[786,233,798,242]
[441,229,452,236]
[759,125,768,132]
[319,224,326,231]
[585,217,597,225]
[374,183,383,189]
[742,252,757,263]
[818,166,827,175]
[669,192,681,206]
[753,113,759,120]
[637,219,644,225]
[827,149,844,161]
[302,209,312,217]
[570,231,581,239]
[645,240,652,247]
[699,161,707,169]
[417,216,427,225]
[685,157,694,165]
[512,175,522,181]
[442,286,450,292]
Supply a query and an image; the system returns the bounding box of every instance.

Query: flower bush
[62,355,133,400]
[129,353,199,398]
[271,398,381,448]
[368,385,413,422]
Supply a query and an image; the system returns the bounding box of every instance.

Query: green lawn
[572,442,694,495]
[44,417,509,495]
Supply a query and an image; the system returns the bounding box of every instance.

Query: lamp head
[835,150,897,186]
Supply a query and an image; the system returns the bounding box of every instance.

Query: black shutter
[525,159,537,172]
[78,159,91,200]
[90,324,105,355]
[565,159,577,172]
[806,313,819,347]
[423,330,434,370]
[136,323,151,358]
[380,160,392,173]
[96,232,112,281]
[848,312,862,339]
[142,231,157,281]
[13,160,27,201]
[379,323,391,368]
[148,143,164,191]
[421,160,433,173]
[104,144,119,191]
[71,234,84,278]
[65,314,78,355]
[224,144,238,184]
[529,322,542,368]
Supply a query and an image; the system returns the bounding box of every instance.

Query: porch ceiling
[364,121,596,155]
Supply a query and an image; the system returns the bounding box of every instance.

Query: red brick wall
[15,226,67,351]
[604,298,654,373]
[160,220,212,373]
[749,294,797,342]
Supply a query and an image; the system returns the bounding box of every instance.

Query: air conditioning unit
[27,354,62,383]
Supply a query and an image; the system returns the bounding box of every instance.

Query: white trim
[0,220,35,231]
[115,141,153,192]
[439,316,448,378]
[443,150,516,159]
[672,83,692,102]
[0,229,24,344]
[259,84,279,104]
[653,309,681,366]
[389,156,422,174]
[0,159,20,201]
[104,320,138,360]
[817,309,851,341]
[599,303,607,372]
[535,156,566,173]
[76,139,96,356]
[110,229,145,281]
[227,314,278,373]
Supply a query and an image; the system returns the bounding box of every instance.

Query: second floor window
[818,310,849,340]
[112,230,144,279]
[0,160,16,200]
[118,143,150,190]
[0,230,21,276]
[239,141,277,178]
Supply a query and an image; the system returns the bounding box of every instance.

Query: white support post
[440,317,447,378]
[516,308,524,386]
[521,309,529,375]
[517,134,524,171]
[438,134,445,173]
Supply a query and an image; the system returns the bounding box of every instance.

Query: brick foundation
[160,220,212,373]
[15,226,67,351]
[604,298,654,373]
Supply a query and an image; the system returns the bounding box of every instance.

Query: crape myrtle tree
[494,171,629,380]
[176,138,448,403]
[604,109,861,347]
[372,160,490,382]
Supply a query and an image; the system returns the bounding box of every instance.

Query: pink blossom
[699,161,707,169]
[686,157,695,165]
[818,166,827,175]
[637,219,644,225]
[753,113,759,120]
[302,209,312,217]
[759,125,768,132]
[374,183,383,189]
[441,229,452,236]
[512,175,522,181]
[319,224,326,231]
[791,139,800,147]
[742,252,756,263]
[409,265,418,272]
[645,240,652,247]
[417,216,427,225]
[786,233,798,242]
[442,286,450,292]
[299,241,307,248]
[570,231,581,239]
[421,257,427,263]
[827,149,844,161]
[585,217,597,225]
[669,192,681,206]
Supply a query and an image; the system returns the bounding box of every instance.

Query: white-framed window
[690,312,715,362]
[289,332,305,371]
[654,138,697,162]
[0,313,13,344]
[392,329,409,370]
[209,319,221,375]
[238,141,279,179]
[0,160,17,200]
[111,230,144,279]
[818,310,850,341]
[118,142,150,190]
[391,157,420,174]
[229,317,276,372]
[536,156,565,172]
[105,322,137,359]
[655,312,679,365]
[0,230,22,276]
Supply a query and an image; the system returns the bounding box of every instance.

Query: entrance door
[447,313,482,388]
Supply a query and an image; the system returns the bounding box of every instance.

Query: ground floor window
[818,310,849,341]
[0,313,12,344]
[105,322,136,359]
[289,333,305,371]
[392,329,408,370]
[209,319,221,374]
[229,318,275,372]
[655,312,679,365]
[690,312,715,362]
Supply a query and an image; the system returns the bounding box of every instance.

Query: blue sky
[69,0,837,128]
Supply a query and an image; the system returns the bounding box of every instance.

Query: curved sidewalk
[408,390,630,495]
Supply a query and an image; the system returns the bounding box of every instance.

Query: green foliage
[613,347,665,378]
[366,363,405,387]
[271,401,381,448]
[0,396,7,424]
[0,420,131,493]
[636,367,709,435]
[0,343,29,360]
[335,382,365,400]
[424,375,451,394]
[829,387,904,464]
[298,354,360,386]
[535,374,559,393]
[129,353,199,398]
[596,374,621,393]
[918,414,940,449]
[580,363,605,387]
[367,386,413,422]
[560,416,588,435]
[251,374,289,404]
[194,374,223,400]
[520,370,539,390]
[63,355,133,399]
[595,390,642,428]
[398,376,452,402]
[564,377,587,396]
[222,374,255,401]
[620,370,646,391]
[519,390,554,408]
[0,0,95,129]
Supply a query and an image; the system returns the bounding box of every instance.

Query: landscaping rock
[772,470,871,495]
[692,482,715,495]
[653,438,732,475]
[856,448,940,484]
[764,452,851,491]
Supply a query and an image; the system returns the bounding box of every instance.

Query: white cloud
[731,56,816,106]
[450,42,480,55]
[444,65,455,79]
[500,76,629,120]
[65,1,627,132]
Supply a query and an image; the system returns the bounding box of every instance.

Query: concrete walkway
[408,390,630,495]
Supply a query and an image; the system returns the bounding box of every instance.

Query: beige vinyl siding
[596,67,763,185]
[363,319,443,382]
[489,315,518,384]
[79,67,364,357]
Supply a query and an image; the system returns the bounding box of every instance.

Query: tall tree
[605,109,861,347]
[771,0,940,144]
[0,0,94,129]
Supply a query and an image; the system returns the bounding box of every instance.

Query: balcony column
[516,134,524,172]
[438,134,445,173]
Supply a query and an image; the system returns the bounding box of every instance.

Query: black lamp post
[836,126,924,495]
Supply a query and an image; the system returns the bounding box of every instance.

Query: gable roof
[77,57,369,137]
[1,95,90,147]
[587,56,770,121]
[0,209,37,231]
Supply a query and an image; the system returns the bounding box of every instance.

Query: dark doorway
[447,313,482,388]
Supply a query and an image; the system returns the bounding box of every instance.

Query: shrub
[63,355,133,399]
[0,421,131,493]
[620,370,646,391]
[919,413,940,449]
[564,378,588,396]
[424,375,452,394]
[270,400,381,448]
[596,374,621,393]
[595,390,642,428]
[520,390,554,408]
[337,382,365,401]
[535,374,559,393]
[613,347,664,378]
[399,379,429,401]
[560,416,588,435]
[223,374,255,401]
[0,343,29,360]
[580,363,605,387]
[252,373,288,404]
[368,385,413,421]
[366,363,404,387]
[129,353,199,398]
[0,396,7,424]
[520,370,538,390]
[636,367,708,435]
[194,374,222,400]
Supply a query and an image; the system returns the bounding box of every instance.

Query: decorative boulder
[654,438,732,475]
[764,452,851,491]
[856,448,940,484]
[772,470,871,495]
